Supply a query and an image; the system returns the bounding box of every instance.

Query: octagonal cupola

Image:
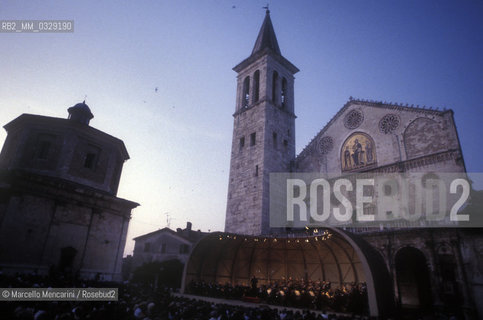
[68,101,94,125]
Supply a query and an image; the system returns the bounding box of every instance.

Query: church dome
[67,101,94,125]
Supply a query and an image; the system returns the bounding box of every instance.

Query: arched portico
[182,227,395,317]
[395,246,432,310]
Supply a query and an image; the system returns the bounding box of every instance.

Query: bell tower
[225,10,299,235]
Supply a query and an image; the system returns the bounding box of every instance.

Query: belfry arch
[182,227,395,317]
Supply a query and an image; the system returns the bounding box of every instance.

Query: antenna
[164,212,171,228]
[83,95,87,104]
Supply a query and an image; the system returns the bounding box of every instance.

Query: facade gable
[295,98,462,175]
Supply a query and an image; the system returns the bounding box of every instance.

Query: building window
[239,136,245,150]
[272,71,279,104]
[144,242,151,252]
[161,243,166,253]
[253,70,260,102]
[38,141,51,159]
[283,139,288,148]
[255,165,259,177]
[84,153,97,169]
[242,76,250,108]
[179,244,190,254]
[83,145,101,170]
[281,77,287,109]
[36,134,56,160]
[384,183,397,196]
[250,132,256,146]
[272,132,278,147]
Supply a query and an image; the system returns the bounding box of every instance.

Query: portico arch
[395,246,432,310]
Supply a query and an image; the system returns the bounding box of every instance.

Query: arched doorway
[395,247,432,310]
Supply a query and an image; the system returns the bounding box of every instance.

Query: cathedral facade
[223,10,482,318]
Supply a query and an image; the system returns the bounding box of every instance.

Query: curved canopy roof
[182,228,394,317]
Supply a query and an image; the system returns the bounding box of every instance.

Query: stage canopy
[182,228,395,317]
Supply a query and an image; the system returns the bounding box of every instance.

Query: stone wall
[0,170,136,281]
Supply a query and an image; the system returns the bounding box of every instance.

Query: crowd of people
[186,278,368,315]
[0,272,368,320]
[0,272,462,319]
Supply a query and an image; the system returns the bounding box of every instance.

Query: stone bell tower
[225,10,299,235]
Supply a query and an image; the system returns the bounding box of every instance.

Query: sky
[1,0,482,256]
